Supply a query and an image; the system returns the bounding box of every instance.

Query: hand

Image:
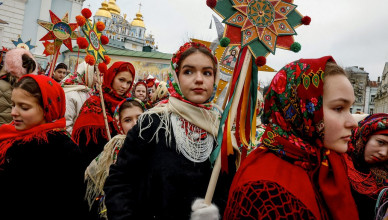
[190,198,220,220]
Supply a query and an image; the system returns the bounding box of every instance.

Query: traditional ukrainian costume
[344,113,388,219]
[0,74,87,219]
[104,42,234,220]
[223,57,359,220]
[84,97,145,219]
[72,61,135,165]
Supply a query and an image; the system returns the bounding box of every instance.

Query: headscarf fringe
[84,135,126,217]
[0,129,62,165]
[72,126,108,145]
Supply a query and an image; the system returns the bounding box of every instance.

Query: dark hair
[176,46,217,76]
[22,54,37,74]
[14,76,43,107]
[119,100,144,117]
[55,63,68,71]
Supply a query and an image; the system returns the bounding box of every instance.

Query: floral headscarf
[112,98,145,135]
[0,74,66,165]
[345,113,388,198]
[261,56,358,219]
[169,42,219,110]
[62,61,95,89]
[151,81,169,104]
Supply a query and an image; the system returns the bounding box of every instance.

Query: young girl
[103,42,235,219]
[0,74,87,219]
[132,80,148,102]
[0,48,37,125]
[72,61,135,165]
[62,61,96,134]
[85,98,145,219]
[223,57,359,219]
[344,113,388,219]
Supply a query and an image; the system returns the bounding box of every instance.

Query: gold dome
[95,1,112,18]
[131,11,145,28]
[108,0,121,15]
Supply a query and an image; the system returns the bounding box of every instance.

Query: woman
[62,61,96,134]
[85,98,145,219]
[132,80,148,102]
[0,74,87,219]
[150,80,169,106]
[223,57,359,219]
[104,42,234,220]
[344,113,388,219]
[0,48,37,125]
[72,61,135,166]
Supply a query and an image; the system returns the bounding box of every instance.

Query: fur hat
[4,48,37,78]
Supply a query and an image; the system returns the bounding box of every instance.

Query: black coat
[104,113,235,220]
[78,122,118,168]
[0,131,89,220]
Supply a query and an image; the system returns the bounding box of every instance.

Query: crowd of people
[0,42,387,220]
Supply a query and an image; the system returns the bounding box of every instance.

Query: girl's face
[53,68,67,82]
[120,106,143,134]
[364,134,388,164]
[178,51,215,104]
[11,88,46,131]
[323,74,357,153]
[112,71,133,96]
[134,84,147,101]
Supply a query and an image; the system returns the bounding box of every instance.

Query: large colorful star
[38,10,78,52]
[81,18,106,62]
[213,0,305,58]
[12,37,36,51]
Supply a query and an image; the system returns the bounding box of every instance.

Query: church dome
[108,0,121,15]
[95,1,112,18]
[131,11,145,28]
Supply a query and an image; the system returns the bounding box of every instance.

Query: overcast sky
[84,0,388,84]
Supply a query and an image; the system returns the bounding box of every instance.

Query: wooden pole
[204,50,252,205]
[96,66,111,140]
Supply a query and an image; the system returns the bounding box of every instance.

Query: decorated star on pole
[38,10,78,52]
[12,37,36,51]
[81,18,107,62]
[210,0,310,59]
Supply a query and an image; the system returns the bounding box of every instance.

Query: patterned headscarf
[0,74,66,165]
[261,56,358,219]
[62,61,95,89]
[112,98,145,135]
[151,81,169,104]
[345,113,388,198]
[169,41,219,110]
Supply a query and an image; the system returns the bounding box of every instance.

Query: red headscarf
[0,74,66,165]
[345,113,388,199]
[72,61,135,145]
[132,80,148,100]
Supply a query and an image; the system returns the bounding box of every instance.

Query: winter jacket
[0,79,12,125]
[64,90,91,134]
